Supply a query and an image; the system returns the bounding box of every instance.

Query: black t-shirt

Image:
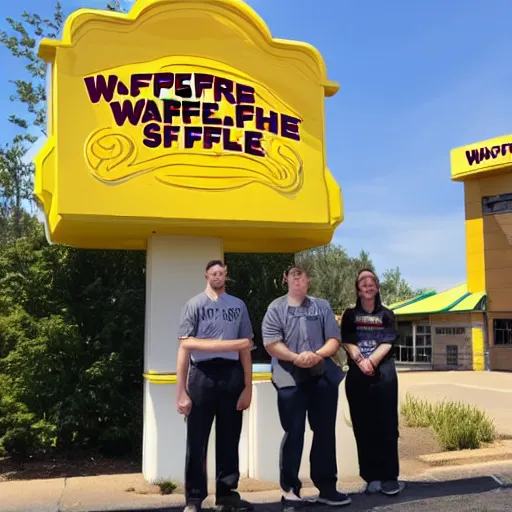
[340,302,397,362]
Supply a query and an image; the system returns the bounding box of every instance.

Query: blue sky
[2,0,512,291]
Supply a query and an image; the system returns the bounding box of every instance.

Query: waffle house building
[388,134,512,373]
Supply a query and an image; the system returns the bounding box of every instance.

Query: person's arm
[236,303,254,410]
[175,301,196,415]
[176,343,190,396]
[340,309,363,363]
[239,303,254,387]
[315,301,343,359]
[368,309,397,369]
[341,309,374,375]
[176,298,250,352]
[180,337,251,352]
[261,306,298,363]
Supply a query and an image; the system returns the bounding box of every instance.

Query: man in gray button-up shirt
[261,265,350,510]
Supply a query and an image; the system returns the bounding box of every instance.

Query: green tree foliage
[0,227,146,455]
[225,253,293,361]
[296,244,419,314]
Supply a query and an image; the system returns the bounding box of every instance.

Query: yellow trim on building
[471,326,485,371]
[465,218,486,292]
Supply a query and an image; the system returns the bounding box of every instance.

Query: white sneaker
[282,491,302,501]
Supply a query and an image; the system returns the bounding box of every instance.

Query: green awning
[389,283,486,315]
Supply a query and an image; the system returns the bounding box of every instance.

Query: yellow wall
[464,174,512,312]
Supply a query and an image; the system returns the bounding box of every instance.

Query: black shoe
[315,490,351,506]
[216,493,254,511]
[381,480,405,496]
[281,496,305,511]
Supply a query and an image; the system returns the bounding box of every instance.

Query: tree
[0,143,35,239]
[296,244,418,314]
[296,244,375,314]
[225,253,293,362]
[379,267,420,305]
[0,3,64,143]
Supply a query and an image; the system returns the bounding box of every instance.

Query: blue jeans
[276,375,339,496]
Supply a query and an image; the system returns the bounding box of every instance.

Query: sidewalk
[1,460,511,512]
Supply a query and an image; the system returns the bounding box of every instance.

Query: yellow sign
[34,0,343,252]
[451,134,512,181]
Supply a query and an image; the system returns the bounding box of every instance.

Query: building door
[446,344,459,366]
[433,326,470,369]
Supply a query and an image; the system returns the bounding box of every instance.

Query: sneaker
[381,480,405,496]
[184,506,201,512]
[316,490,351,506]
[281,494,304,511]
[215,493,254,511]
[365,480,382,494]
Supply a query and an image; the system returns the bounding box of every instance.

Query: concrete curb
[419,440,512,467]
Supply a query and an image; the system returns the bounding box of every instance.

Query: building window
[494,319,512,346]
[396,321,413,362]
[435,327,466,336]
[446,345,458,366]
[415,325,432,363]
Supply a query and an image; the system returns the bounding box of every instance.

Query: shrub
[156,479,177,495]
[401,393,497,451]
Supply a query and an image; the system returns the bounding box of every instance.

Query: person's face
[285,268,309,295]
[206,264,227,290]
[357,272,379,300]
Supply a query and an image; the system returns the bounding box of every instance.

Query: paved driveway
[397,371,512,436]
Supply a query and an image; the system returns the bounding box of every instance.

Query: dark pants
[345,358,399,483]
[276,375,339,496]
[185,358,245,505]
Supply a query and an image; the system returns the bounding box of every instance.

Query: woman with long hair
[340,269,404,496]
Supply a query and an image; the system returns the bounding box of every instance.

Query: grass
[401,393,497,451]
[155,479,178,495]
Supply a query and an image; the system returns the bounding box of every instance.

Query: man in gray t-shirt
[261,265,350,510]
[176,260,254,512]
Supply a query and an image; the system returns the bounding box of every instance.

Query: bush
[156,479,177,495]
[401,393,497,451]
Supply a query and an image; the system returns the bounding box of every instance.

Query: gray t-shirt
[261,295,343,388]
[178,292,253,362]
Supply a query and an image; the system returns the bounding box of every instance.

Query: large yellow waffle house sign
[34,0,343,252]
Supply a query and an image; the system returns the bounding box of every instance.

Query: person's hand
[237,386,252,411]
[239,338,252,350]
[357,358,375,376]
[294,351,322,368]
[176,389,192,416]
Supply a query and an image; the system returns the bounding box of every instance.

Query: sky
[1,0,512,291]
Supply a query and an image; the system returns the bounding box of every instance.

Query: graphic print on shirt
[199,306,242,323]
[354,314,384,358]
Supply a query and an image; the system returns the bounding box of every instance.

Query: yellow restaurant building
[389,134,512,373]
